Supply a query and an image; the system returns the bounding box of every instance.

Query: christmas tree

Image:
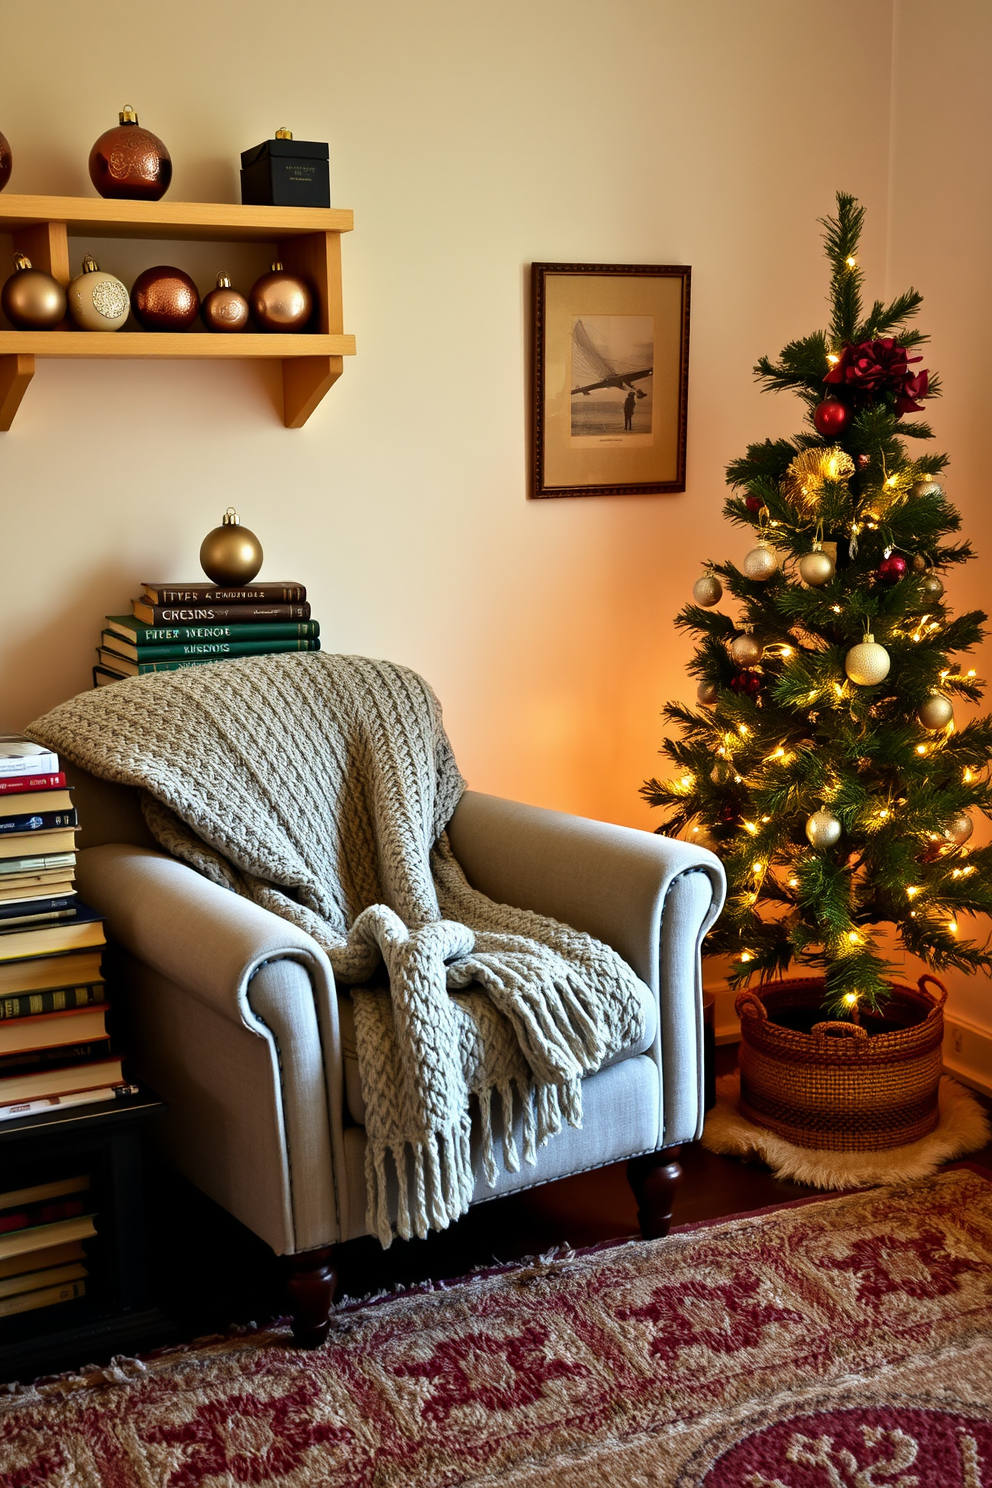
[642,192,992,1020]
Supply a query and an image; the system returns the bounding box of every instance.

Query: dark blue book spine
[0,810,78,835]
[0,896,77,922]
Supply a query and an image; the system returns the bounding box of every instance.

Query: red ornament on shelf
[744,494,764,514]
[813,398,852,437]
[0,130,11,193]
[877,553,907,586]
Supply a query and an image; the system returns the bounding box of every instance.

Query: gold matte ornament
[782,446,855,516]
[692,573,722,607]
[845,634,891,686]
[917,694,954,731]
[805,808,842,849]
[921,574,945,601]
[249,261,313,332]
[0,253,66,329]
[742,544,779,581]
[799,545,836,588]
[696,680,719,706]
[199,507,264,586]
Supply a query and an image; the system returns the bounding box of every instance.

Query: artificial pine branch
[643,190,992,1023]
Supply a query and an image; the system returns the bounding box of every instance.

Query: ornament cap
[80,254,100,274]
[270,261,284,273]
[119,105,139,126]
[222,507,241,527]
[12,253,31,272]
[215,274,232,288]
[275,127,293,140]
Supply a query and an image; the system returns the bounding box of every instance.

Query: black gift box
[240,137,330,208]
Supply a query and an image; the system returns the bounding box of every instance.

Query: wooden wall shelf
[0,195,356,430]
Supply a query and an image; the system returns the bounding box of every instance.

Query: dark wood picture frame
[531,262,690,499]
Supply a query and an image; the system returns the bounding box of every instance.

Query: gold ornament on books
[199,508,264,586]
[782,446,855,516]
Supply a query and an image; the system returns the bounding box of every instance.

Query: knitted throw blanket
[29,655,646,1246]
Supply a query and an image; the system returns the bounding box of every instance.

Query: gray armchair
[70,767,725,1344]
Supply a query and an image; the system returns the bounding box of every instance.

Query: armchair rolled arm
[447,791,725,993]
[76,843,337,1030]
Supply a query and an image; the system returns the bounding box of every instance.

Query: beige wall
[1,0,895,833]
[887,0,992,1028]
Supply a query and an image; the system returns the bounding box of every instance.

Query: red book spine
[0,1197,85,1233]
[0,774,66,796]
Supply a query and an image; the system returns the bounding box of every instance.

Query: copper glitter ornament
[67,255,129,331]
[0,131,11,193]
[131,265,199,331]
[692,573,722,607]
[782,445,855,516]
[249,262,313,332]
[0,253,66,329]
[201,274,250,333]
[89,105,172,201]
[200,508,264,586]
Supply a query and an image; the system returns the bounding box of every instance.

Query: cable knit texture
[29,654,646,1245]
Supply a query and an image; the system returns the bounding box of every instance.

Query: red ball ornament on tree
[813,398,852,438]
[877,553,907,586]
[730,671,762,696]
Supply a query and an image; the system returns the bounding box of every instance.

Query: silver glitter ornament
[944,812,974,847]
[730,634,763,668]
[742,544,779,581]
[692,573,723,607]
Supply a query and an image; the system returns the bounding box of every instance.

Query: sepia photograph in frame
[531,263,690,499]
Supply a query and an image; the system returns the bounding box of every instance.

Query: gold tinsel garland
[782,446,855,516]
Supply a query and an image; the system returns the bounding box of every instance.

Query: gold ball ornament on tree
[917,694,954,731]
[0,253,66,329]
[249,262,313,332]
[742,543,779,581]
[944,812,974,847]
[67,255,129,331]
[696,680,719,706]
[921,574,945,601]
[199,508,264,586]
[730,633,763,668]
[806,808,842,849]
[692,573,722,607]
[201,274,250,333]
[799,544,836,588]
[845,634,891,686]
[911,554,927,574]
[912,478,944,498]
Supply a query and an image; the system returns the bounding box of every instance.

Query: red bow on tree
[825,337,929,415]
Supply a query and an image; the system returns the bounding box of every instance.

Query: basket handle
[811,1020,869,1042]
[918,974,949,1009]
[735,991,768,1023]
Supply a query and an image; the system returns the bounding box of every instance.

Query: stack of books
[0,1175,94,1320]
[0,738,135,1123]
[93,580,320,684]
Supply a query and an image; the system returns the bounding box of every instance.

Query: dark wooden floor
[149,1047,992,1337]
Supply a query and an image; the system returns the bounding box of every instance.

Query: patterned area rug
[5,1167,992,1486]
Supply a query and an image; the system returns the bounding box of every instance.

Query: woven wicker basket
[735,975,947,1152]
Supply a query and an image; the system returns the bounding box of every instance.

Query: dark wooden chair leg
[626,1146,682,1240]
[287,1244,339,1348]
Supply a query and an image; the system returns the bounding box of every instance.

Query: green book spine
[102,636,322,663]
[104,616,320,644]
[100,639,322,675]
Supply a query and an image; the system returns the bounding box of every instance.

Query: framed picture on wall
[531,262,690,499]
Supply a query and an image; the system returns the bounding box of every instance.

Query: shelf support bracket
[0,354,34,431]
[282,355,342,429]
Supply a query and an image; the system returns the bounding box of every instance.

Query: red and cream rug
[5,1167,992,1486]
